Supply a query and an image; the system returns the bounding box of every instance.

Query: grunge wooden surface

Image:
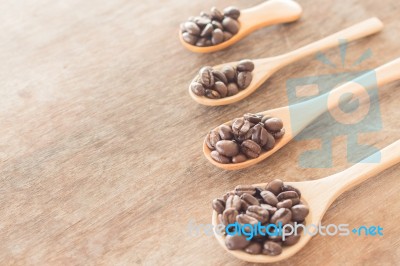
[0,0,399,265]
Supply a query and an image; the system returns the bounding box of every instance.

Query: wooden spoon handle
[277,18,383,66]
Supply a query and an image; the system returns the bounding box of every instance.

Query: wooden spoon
[179,0,303,53]
[212,139,400,263]
[189,17,383,106]
[203,56,400,170]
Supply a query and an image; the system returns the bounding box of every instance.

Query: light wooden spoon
[179,0,303,53]
[212,139,400,263]
[204,56,400,170]
[189,17,383,106]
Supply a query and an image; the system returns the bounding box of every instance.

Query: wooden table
[1,0,399,265]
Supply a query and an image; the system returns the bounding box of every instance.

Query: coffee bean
[241,193,260,206]
[261,204,277,215]
[205,89,220,99]
[277,191,299,203]
[240,199,250,212]
[227,83,239,96]
[212,198,225,214]
[213,81,227,97]
[210,150,230,164]
[200,11,211,19]
[223,191,235,202]
[216,140,239,157]
[184,21,201,35]
[199,67,214,87]
[260,191,278,206]
[182,32,198,45]
[282,184,302,198]
[236,214,258,226]
[212,70,228,84]
[232,153,246,163]
[195,38,207,47]
[272,128,285,139]
[232,118,251,137]
[262,241,282,256]
[277,199,292,209]
[263,132,276,150]
[222,208,238,226]
[234,185,256,196]
[264,117,283,132]
[237,59,255,72]
[241,140,261,158]
[223,6,241,19]
[222,17,240,34]
[205,130,220,149]
[211,20,223,30]
[291,205,309,222]
[244,113,263,123]
[246,205,269,223]
[218,124,233,140]
[270,208,292,225]
[212,28,224,45]
[190,81,205,96]
[225,235,250,250]
[200,23,213,37]
[223,31,233,41]
[222,66,236,81]
[205,39,212,46]
[210,7,224,21]
[252,123,269,146]
[237,71,252,89]
[245,242,262,254]
[226,195,241,210]
[266,179,283,195]
[283,234,301,246]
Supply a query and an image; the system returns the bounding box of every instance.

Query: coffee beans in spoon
[212,179,309,255]
[206,113,285,164]
[181,6,241,46]
[191,60,254,99]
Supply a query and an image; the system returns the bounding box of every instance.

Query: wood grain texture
[0,0,399,265]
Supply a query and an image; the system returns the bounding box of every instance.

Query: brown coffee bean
[210,150,230,164]
[200,23,213,37]
[262,241,282,256]
[223,31,233,41]
[226,195,241,210]
[210,7,224,21]
[270,208,292,225]
[190,81,205,96]
[227,82,239,96]
[184,21,201,35]
[236,214,258,226]
[283,234,301,246]
[222,208,238,226]
[211,20,223,30]
[240,193,260,206]
[237,71,252,89]
[266,179,283,195]
[261,204,277,215]
[237,59,255,72]
[263,132,276,151]
[241,140,261,158]
[277,199,292,209]
[245,242,262,254]
[282,184,302,198]
[214,81,228,97]
[291,205,309,222]
[222,17,240,34]
[205,89,220,99]
[264,117,283,132]
[246,205,269,223]
[234,185,256,196]
[223,191,235,202]
[218,124,233,140]
[260,191,278,206]
[232,118,251,137]
[222,66,236,81]
[272,128,285,139]
[182,32,198,45]
[195,38,207,47]
[244,113,263,123]
[223,6,241,19]
[205,39,212,46]
[212,198,225,214]
[232,153,247,163]
[195,16,211,27]
[225,235,250,250]
[277,191,299,202]
[216,140,239,157]
[205,130,220,149]
[251,123,269,146]
[212,28,224,45]
[199,66,214,87]
[240,199,250,212]
[212,70,228,84]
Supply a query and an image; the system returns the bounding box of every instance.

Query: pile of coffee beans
[190,60,254,98]
[212,179,309,255]
[206,113,285,163]
[180,6,241,46]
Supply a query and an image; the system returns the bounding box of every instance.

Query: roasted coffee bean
[232,118,251,137]
[262,241,282,256]
[264,117,283,132]
[222,208,239,226]
[212,198,225,214]
[213,81,228,97]
[244,113,263,123]
[212,28,224,45]
[261,204,277,215]
[277,191,299,203]
[237,59,255,72]
[241,140,261,158]
[232,153,247,163]
[266,179,283,195]
[210,7,224,21]
[226,82,239,96]
[237,71,252,89]
[223,6,240,19]
[252,123,269,146]
[205,130,220,149]
[236,214,258,226]
[200,11,211,18]
[212,70,228,84]
[216,140,239,157]
[195,38,207,47]
[277,199,292,209]
[210,150,230,164]
[195,16,211,27]
[211,20,223,30]
[226,195,241,210]
[246,205,269,223]
[218,124,233,140]
[205,39,212,46]
[200,23,213,37]
[260,191,279,206]
[190,81,205,96]
[184,21,201,35]
[245,242,262,254]
[268,231,283,242]
[205,89,220,99]
[222,17,240,34]
[223,191,235,202]
[235,127,253,142]
[223,31,233,41]
[199,67,214,87]
[222,66,236,81]
[225,235,250,250]
[283,234,301,246]
[240,199,250,212]
[241,193,260,206]
[234,185,256,196]
[270,208,292,225]
[291,205,309,222]
[182,32,198,45]
[272,128,285,139]
[263,132,276,150]
[282,184,302,198]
